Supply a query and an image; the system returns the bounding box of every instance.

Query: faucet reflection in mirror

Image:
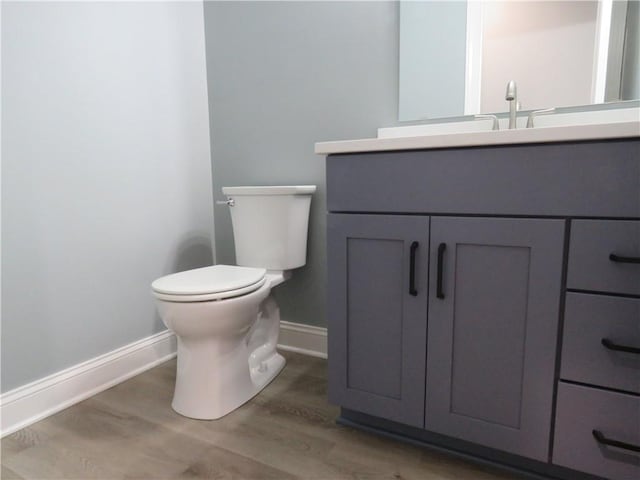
[399,0,640,121]
[505,80,517,129]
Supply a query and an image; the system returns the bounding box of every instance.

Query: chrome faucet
[505,80,518,129]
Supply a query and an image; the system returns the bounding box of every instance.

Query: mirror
[399,0,640,121]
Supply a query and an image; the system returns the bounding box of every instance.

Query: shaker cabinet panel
[425,217,565,461]
[327,214,429,427]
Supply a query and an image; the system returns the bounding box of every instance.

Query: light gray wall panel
[203,1,399,328]
[399,1,467,120]
[1,2,214,392]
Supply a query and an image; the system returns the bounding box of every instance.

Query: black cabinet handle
[592,429,640,453]
[601,338,640,355]
[409,241,419,296]
[437,243,446,299]
[609,253,640,264]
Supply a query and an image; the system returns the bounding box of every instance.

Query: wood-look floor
[1,351,524,479]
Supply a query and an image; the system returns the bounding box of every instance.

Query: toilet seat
[151,265,267,302]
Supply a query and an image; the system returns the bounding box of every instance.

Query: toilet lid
[151,265,266,296]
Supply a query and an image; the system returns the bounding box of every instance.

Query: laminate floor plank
[1,424,58,458]
[90,383,347,478]
[1,351,523,479]
[1,464,25,479]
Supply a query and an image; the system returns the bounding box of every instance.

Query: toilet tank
[222,185,316,270]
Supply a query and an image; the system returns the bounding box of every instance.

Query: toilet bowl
[151,185,315,419]
[153,265,288,419]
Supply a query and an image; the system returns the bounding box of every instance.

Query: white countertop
[314,120,640,155]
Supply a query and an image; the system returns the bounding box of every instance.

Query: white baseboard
[0,330,177,438]
[278,320,327,359]
[0,320,326,437]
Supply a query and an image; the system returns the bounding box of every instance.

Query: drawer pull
[609,253,640,264]
[601,338,640,355]
[409,241,419,297]
[592,429,640,453]
[437,243,446,299]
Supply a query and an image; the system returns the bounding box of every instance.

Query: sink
[378,119,496,138]
[526,107,639,128]
[315,107,639,155]
[377,106,639,139]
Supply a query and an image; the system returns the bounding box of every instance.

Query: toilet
[151,185,316,420]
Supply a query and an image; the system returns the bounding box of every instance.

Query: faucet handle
[526,107,555,128]
[475,114,500,131]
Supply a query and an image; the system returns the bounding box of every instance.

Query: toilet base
[168,286,287,421]
[171,351,285,421]
[250,351,286,392]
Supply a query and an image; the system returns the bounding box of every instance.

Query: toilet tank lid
[151,265,266,296]
[222,185,316,196]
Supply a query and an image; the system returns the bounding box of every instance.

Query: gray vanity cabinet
[327,213,429,427]
[425,217,565,461]
[324,138,639,480]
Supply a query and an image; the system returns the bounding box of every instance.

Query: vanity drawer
[553,382,640,480]
[567,220,640,296]
[561,293,640,393]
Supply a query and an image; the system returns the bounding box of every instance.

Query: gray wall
[1,1,214,392]
[203,1,399,328]
[399,1,467,120]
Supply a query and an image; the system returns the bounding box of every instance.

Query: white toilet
[151,185,316,420]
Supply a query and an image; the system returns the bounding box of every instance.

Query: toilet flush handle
[216,198,235,207]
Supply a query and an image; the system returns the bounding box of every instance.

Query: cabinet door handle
[609,253,640,264]
[437,243,446,299]
[409,241,419,296]
[601,338,640,355]
[592,429,640,453]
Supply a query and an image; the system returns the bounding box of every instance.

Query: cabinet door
[425,217,565,461]
[327,214,429,427]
